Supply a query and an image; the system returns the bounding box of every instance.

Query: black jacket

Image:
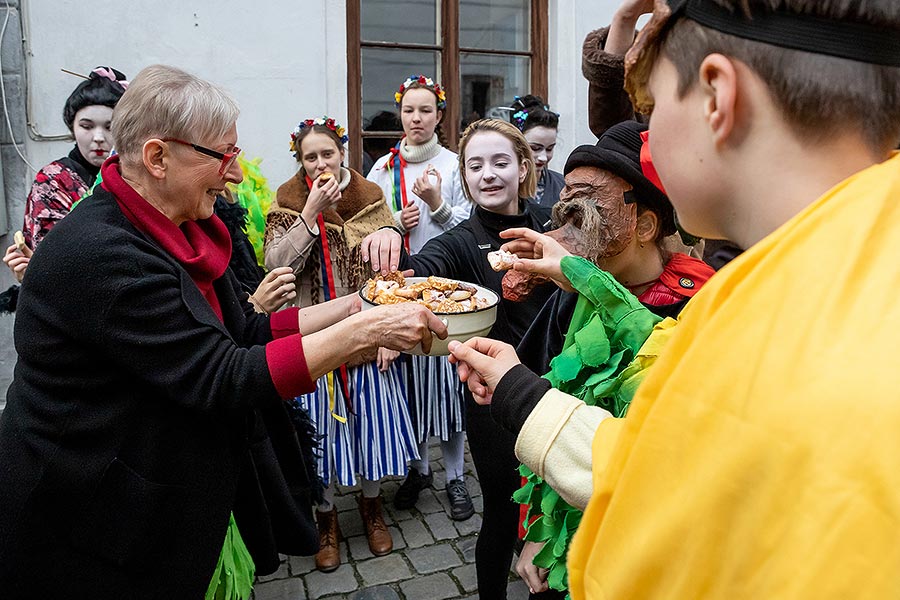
[0,187,316,599]
[400,202,557,347]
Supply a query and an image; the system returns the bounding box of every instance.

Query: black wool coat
[0,186,315,599]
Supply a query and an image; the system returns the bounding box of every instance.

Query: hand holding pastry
[301,172,341,224]
[4,231,32,283]
[499,227,574,292]
[412,164,443,210]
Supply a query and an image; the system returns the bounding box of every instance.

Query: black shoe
[446,477,475,521]
[394,467,433,509]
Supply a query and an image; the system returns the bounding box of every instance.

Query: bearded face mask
[554,166,638,262]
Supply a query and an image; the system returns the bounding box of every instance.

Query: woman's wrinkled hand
[3,243,32,283]
[516,540,550,594]
[447,337,521,405]
[364,302,448,355]
[360,228,404,274]
[411,164,443,210]
[376,347,401,372]
[499,227,574,292]
[249,266,296,313]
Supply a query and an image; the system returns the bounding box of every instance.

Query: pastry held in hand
[13,231,26,253]
[500,223,585,302]
[317,171,334,187]
[487,249,518,272]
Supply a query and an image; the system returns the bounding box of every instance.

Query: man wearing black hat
[449,0,900,597]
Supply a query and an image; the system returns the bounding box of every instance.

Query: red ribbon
[306,174,353,411]
[388,146,412,252]
[639,130,667,195]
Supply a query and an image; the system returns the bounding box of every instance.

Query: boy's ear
[636,209,659,243]
[698,53,738,147]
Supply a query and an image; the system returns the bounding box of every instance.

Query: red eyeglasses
[162,138,241,175]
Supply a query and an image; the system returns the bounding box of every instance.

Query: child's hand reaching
[249,266,297,314]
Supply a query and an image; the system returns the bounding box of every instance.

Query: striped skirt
[400,354,466,443]
[298,361,419,487]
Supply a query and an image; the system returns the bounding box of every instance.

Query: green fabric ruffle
[515,256,665,597]
[204,512,256,600]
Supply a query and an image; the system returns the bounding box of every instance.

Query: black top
[399,202,556,347]
[58,145,100,188]
[214,195,266,294]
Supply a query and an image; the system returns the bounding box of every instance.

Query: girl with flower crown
[366,75,474,520]
[264,117,416,573]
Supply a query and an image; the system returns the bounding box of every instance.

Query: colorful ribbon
[385,143,411,252]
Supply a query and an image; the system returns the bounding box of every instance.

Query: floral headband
[394,74,447,109]
[289,116,349,155]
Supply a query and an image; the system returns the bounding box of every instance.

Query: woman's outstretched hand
[499,227,575,292]
[3,242,32,283]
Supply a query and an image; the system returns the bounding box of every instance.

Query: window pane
[460,0,530,52]
[361,0,439,46]
[460,52,529,129]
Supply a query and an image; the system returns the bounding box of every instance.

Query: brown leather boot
[358,494,392,556]
[314,507,342,572]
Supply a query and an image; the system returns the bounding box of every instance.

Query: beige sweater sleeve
[514,389,613,510]
[264,215,319,274]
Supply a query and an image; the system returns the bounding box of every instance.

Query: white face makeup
[524,125,557,180]
[463,131,527,216]
[73,105,114,167]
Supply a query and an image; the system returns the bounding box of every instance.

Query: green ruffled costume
[513,256,677,597]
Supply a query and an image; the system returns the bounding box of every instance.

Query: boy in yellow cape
[447,0,900,598]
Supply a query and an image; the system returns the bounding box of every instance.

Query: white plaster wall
[23,0,349,187]
[22,0,618,190]
[547,0,619,173]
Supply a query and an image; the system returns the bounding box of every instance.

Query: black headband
[669,0,900,67]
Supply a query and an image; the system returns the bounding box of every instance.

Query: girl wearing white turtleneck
[367,76,473,521]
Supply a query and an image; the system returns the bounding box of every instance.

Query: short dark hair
[509,95,559,133]
[62,66,127,131]
[659,0,900,152]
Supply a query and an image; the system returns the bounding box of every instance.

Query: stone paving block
[451,563,477,594]
[398,572,459,600]
[406,542,462,575]
[397,516,434,548]
[471,495,484,513]
[257,560,290,582]
[507,578,530,600]
[336,491,359,513]
[347,533,373,561]
[356,553,412,586]
[455,536,477,563]
[351,585,401,600]
[343,506,365,537]
[253,576,305,600]
[454,513,482,537]
[305,563,359,597]
[424,511,458,541]
[415,488,444,514]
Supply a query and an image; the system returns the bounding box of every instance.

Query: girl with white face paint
[2,66,126,288]
[361,119,559,599]
[509,95,564,208]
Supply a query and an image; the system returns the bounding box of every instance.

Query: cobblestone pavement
[253,441,531,600]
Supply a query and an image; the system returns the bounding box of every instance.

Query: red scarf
[101,156,232,321]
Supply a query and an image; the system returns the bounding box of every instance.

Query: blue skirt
[399,354,466,443]
[298,361,419,487]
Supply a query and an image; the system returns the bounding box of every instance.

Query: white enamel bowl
[359,277,499,356]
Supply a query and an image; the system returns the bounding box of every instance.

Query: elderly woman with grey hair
[0,65,446,600]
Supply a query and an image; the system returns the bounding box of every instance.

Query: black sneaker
[394,467,433,509]
[446,477,475,521]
